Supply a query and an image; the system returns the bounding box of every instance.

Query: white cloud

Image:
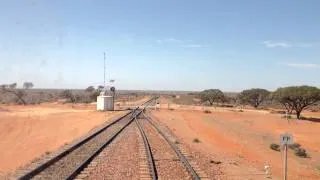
[286,63,320,68]
[182,44,203,48]
[156,38,183,44]
[262,40,313,48]
[263,40,291,48]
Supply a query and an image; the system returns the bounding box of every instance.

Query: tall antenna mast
[104,52,106,87]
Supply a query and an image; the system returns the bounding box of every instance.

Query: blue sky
[0,0,319,91]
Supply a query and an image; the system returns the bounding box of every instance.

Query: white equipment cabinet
[97,95,114,111]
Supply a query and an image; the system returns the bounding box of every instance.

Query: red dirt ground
[152,106,320,180]
[0,103,125,175]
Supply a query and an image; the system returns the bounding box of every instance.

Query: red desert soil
[0,103,125,174]
[152,107,320,180]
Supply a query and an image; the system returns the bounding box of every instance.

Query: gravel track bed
[149,112,222,180]
[84,122,140,180]
[139,118,192,180]
[33,115,133,180]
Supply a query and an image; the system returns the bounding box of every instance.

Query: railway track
[18,98,156,180]
[135,112,202,180]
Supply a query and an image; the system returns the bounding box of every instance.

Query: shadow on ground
[301,117,320,123]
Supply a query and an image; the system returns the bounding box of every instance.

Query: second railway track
[135,112,202,180]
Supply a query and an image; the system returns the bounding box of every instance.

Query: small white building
[97,95,114,111]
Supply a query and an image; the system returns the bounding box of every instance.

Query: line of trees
[200,85,320,119]
[0,82,34,105]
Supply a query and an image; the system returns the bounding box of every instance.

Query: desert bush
[90,91,100,101]
[60,90,73,99]
[270,143,280,151]
[169,108,174,111]
[203,109,212,113]
[59,90,81,103]
[289,143,301,150]
[219,104,234,108]
[193,138,201,143]
[281,114,292,119]
[294,148,307,158]
[270,110,286,114]
[210,160,222,164]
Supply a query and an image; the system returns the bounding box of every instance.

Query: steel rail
[66,98,156,180]
[143,113,201,180]
[135,118,158,180]
[19,97,156,180]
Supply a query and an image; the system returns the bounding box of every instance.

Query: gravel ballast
[32,115,133,180]
[139,118,192,180]
[84,122,140,180]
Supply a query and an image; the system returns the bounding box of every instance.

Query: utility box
[97,96,114,111]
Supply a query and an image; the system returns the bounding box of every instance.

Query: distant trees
[272,86,320,119]
[85,86,95,92]
[97,85,104,91]
[237,88,270,108]
[59,90,80,103]
[200,89,225,105]
[23,82,34,89]
[0,83,26,105]
[9,83,17,89]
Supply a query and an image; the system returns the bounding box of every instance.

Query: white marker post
[280,133,294,180]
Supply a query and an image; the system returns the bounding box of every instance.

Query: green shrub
[294,148,307,158]
[270,143,280,151]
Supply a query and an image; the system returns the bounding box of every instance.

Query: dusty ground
[152,104,320,179]
[0,103,125,175]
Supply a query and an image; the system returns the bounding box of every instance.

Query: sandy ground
[152,105,320,179]
[0,103,125,174]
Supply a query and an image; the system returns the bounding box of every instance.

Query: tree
[85,86,95,92]
[199,89,225,106]
[97,85,104,91]
[23,82,34,89]
[272,86,320,119]
[59,90,79,103]
[0,83,26,105]
[0,84,6,90]
[237,88,270,108]
[9,83,17,89]
[13,90,27,105]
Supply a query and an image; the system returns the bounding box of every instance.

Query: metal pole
[284,144,288,180]
[103,52,106,88]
